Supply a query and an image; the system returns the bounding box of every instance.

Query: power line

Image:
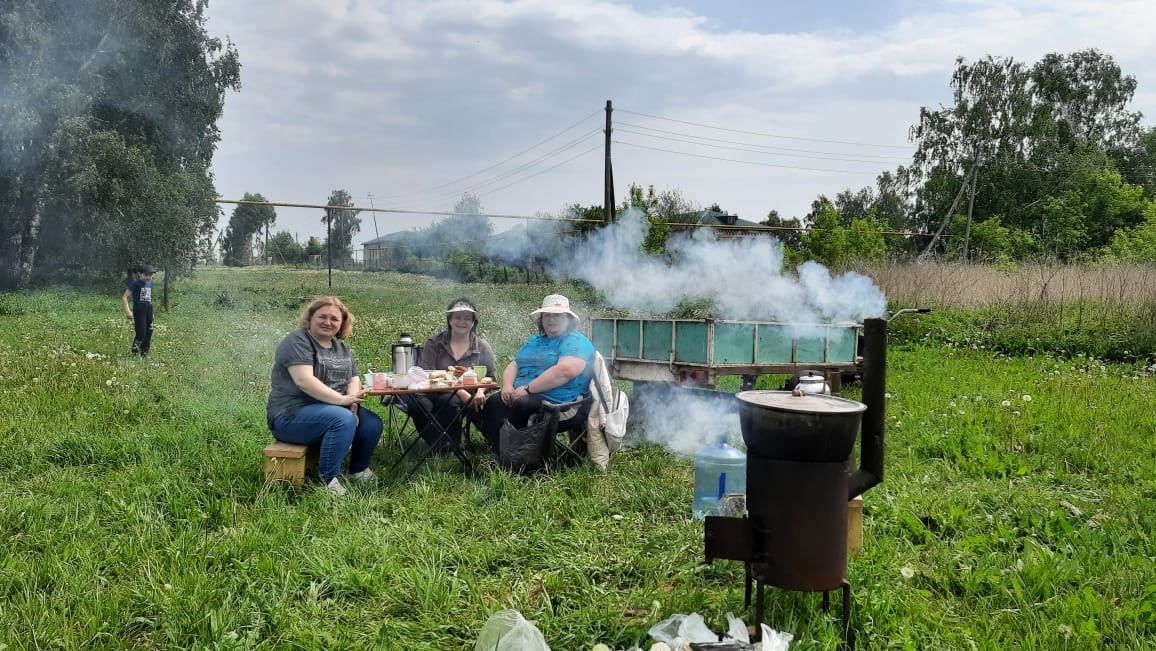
[616,121,909,162]
[374,110,601,202]
[482,143,602,196]
[216,199,603,224]
[215,198,944,238]
[614,139,874,174]
[618,108,913,150]
[615,126,904,165]
[401,129,601,206]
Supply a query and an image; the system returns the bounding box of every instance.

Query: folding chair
[538,394,595,468]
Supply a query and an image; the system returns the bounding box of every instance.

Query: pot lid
[736,390,866,414]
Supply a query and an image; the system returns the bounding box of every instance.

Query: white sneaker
[348,468,377,483]
[324,477,348,496]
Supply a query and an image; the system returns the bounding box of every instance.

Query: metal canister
[391,344,410,374]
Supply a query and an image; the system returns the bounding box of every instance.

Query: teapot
[794,370,831,395]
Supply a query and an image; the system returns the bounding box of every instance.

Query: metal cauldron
[736,391,866,462]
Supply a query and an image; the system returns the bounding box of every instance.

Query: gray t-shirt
[266,329,359,422]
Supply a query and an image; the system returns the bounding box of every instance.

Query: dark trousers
[132,304,154,356]
[272,405,384,482]
[480,393,586,454]
[405,393,483,450]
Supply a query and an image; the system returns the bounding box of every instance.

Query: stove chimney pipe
[848,317,886,498]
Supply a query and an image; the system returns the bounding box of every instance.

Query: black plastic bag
[498,418,552,473]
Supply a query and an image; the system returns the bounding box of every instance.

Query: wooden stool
[262,441,319,488]
[847,494,864,552]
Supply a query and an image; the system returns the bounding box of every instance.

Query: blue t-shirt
[128,279,152,309]
[513,331,595,402]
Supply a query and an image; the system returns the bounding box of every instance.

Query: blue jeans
[272,404,383,482]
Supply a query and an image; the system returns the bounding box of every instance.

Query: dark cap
[139,265,157,275]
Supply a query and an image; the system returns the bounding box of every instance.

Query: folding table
[370,381,498,481]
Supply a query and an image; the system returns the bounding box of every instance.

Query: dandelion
[884,392,892,399]
[1001,400,1011,407]
[1022,394,1032,402]
[1012,410,1020,417]
[900,566,915,579]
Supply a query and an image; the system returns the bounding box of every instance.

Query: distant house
[362,230,421,268]
[669,209,763,239]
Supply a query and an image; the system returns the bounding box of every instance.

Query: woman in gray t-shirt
[267,296,383,495]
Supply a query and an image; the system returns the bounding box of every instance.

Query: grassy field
[0,267,1153,650]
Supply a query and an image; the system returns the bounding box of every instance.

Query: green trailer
[589,317,862,386]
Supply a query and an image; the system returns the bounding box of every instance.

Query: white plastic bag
[758,624,793,650]
[725,612,750,643]
[402,366,429,390]
[474,610,550,651]
[647,613,718,648]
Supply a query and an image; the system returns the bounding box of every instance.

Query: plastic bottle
[692,442,747,519]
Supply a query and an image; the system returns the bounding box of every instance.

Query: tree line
[4,5,1154,293]
[769,50,1156,266]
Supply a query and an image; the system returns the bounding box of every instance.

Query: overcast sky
[205,0,1156,245]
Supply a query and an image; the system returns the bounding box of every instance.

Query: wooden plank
[847,495,864,552]
[263,441,307,459]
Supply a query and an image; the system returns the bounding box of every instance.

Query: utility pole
[326,206,332,288]
[367,194,382,241]
[367,193,382,268]
[604,99,616,223]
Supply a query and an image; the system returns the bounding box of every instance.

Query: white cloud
[206,0,1156,242]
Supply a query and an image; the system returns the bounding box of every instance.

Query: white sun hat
[530,294,580,325]
[446,301,477,314]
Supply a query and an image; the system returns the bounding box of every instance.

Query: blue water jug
[692,442,747,519]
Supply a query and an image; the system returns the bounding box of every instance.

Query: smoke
[556,208,886,324]
[481,218,568,266]
[630,385,742,456]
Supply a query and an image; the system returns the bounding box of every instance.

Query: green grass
[1,267,1153,650]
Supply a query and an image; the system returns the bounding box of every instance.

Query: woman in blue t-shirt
[480,294,595,453]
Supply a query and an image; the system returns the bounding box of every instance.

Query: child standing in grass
[122,264,156,356]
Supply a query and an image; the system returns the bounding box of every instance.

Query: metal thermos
[391,333,415,374]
